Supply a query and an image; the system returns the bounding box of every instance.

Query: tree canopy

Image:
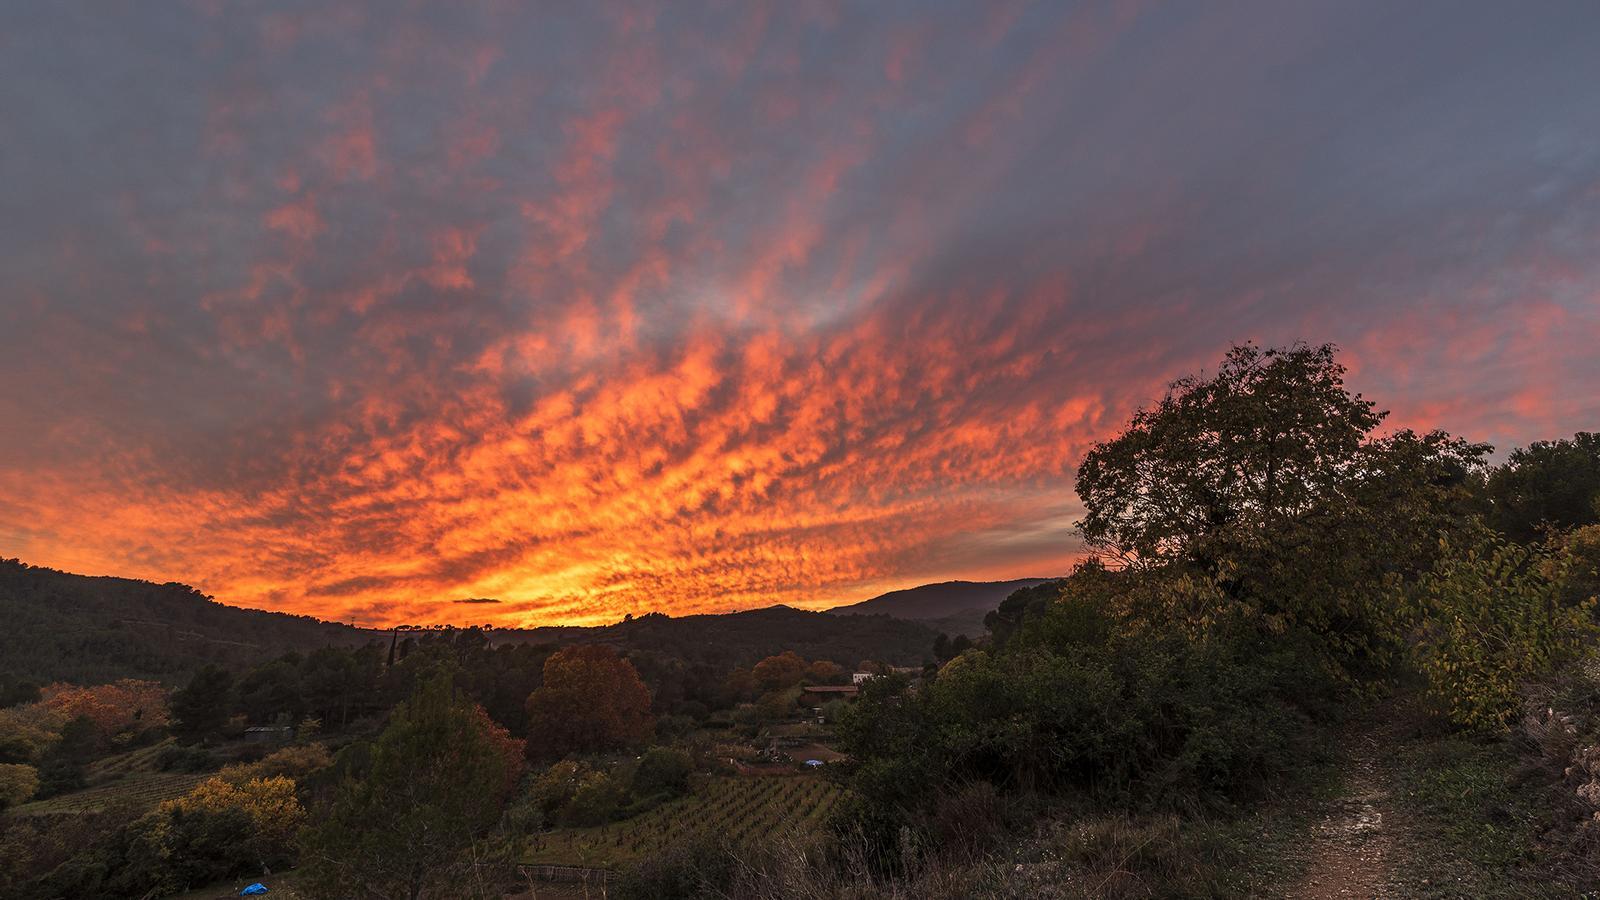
[300,674,525,900]
[525,644,654,758]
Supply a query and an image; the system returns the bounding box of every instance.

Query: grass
[1384,726,1559,897]
[972,767,1340,899]
[165,870,306,900]
[526,775,845,868]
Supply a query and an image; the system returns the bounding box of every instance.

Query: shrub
[559,770,625,826]
[0,762,39,809]
[613,835,735,900]
[162,775,305,868]
[633,747,693,799]
[157,743,216,773]
[218,741,331,783]
[1414,531,1596,731]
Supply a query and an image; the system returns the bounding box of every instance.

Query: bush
[218,741,331,783]
[613,835,736,900]
[157,743,215,773]
[0,762,39,809]
[559,770,625,826]
[1414,531,1596,731]
[633,747,693,799]
[837,593,1327,862]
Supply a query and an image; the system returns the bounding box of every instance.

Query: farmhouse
[243,725,293,744]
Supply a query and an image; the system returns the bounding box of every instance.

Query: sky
[2,1,1598,627]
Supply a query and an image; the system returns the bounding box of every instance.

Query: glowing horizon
[2,2,1598,628]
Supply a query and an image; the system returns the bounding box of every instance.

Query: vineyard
[8,772,210,817]
[87,739,173,780]
[525,775,847,868]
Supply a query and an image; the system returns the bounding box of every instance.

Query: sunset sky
[2,2,1598,627]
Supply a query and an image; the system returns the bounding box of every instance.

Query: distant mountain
[492,604,939,669]
[0,559,374,685]
[0,558,942,685]
[829,578,1054,622]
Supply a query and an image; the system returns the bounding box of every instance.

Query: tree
[1484,432,1600,542]
[300,674,525,900]
[171,665,234,742]
[161,774,305,871]
[0,763,37,810]
[236,660,304,725]
[752,651,807,692]
[35,715,98,798]
[1075,342,1487,674]
[632,747,693,799]
[42,679,169,739]
[1077,343,1384,566]
[525,645,653,758]
[0,675,40,709]
[803,658,843,684]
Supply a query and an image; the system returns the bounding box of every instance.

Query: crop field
[8,772,210,817]
[525,775,847,868]
[87,739,174,780]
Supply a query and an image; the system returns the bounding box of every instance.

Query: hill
[0,559,942,685]
[0,558,374,685]
[828,578,1053,622]
[495,604,939,669]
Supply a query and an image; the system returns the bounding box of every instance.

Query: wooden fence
[518,864,615,885]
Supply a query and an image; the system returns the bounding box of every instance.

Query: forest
[2,343,1599,899]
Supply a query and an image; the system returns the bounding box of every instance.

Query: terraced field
[526,775,846,868]
[9,771,210,816]
[87,739,173,779]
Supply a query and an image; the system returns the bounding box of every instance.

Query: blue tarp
[240,884,269,896]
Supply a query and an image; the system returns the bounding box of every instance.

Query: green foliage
[299,673,525,900]
[1484,432,1600,543]
[1413,531,1596,731]
[611,834,735,900]
[0,674,41,709]
[170,665,234,742]
[633,746,694,799]
[0,762,39,809]
[8,774,303,899]
[840,595,1329,858]
[560,770,626,827]
[1076,343,1384,565]
[1074,342,1488,680]
[156,743,215,772]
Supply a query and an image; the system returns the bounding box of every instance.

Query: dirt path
[1294,721,1403,898]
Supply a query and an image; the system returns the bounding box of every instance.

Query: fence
[518,864,615,885]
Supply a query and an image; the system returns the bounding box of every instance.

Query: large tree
[170,665,234,743]
[1077,343,1385,565]
[1076,343,1487,672]
[1483,432,1600,542]
[300,674,524,900]
[525,645,653,758]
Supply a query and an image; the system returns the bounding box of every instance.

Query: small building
[243,725,293,745]
[851,672,873,684]
[801,684,860,705]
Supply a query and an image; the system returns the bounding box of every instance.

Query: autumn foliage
[42,679,169,739]
[525,644,654,758]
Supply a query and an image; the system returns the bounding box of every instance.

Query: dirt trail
[1294,721,1404,898]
